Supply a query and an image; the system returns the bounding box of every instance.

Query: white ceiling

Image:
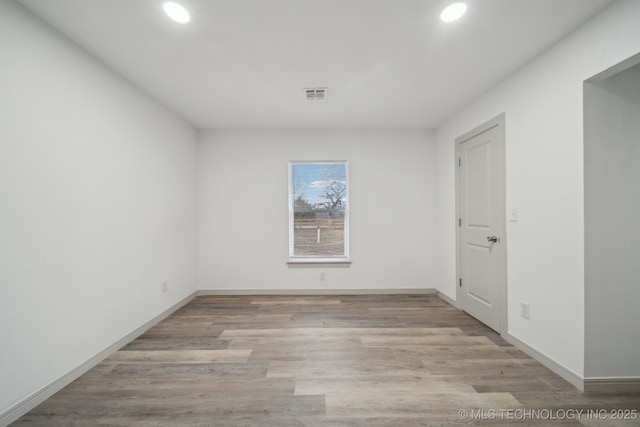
[19,0,613,130]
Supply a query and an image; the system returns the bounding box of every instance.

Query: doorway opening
[584,53,640,386]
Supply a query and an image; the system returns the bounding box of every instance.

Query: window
[288,161,349,263]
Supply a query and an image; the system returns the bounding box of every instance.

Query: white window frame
[287,161,350,266]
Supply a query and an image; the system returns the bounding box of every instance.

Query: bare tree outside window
[289,162,349,258]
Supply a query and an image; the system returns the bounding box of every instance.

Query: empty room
[1,0,639,425]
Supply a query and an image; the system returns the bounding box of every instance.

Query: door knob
[487,235,499,243]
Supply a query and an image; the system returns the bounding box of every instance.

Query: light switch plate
[509,207,519,222]
[521,302,530,319]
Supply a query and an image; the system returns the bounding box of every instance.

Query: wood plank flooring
[13,294,640,426]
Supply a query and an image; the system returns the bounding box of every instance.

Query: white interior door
[456,116,506,333]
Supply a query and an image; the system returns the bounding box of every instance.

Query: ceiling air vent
[304,87,327,101]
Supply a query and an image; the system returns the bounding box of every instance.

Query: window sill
[287,258,352,268]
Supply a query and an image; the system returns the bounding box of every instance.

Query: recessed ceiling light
[440,2,467,23]
[163,2,191,24]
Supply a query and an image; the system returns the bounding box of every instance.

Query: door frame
[455,113,508,334]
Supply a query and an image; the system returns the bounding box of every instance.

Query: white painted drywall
[198,130,435,291]
[584,63,640,378]
[0,1,198,416]
[434,0,640,377]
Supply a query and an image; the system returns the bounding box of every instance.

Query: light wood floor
[13,294,640,426]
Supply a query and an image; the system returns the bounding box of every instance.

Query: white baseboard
[437,295,589,391]
[583,377,640,392]
[505,332,584,391]
[438,299,640,394]
[196,288,437,296]
[435,290,460,309]
[0,291,197,427]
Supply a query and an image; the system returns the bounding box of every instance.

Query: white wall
[0,1,198,417]
[584,63,640,379]
[198,130,435,291]
[434,0,640,378]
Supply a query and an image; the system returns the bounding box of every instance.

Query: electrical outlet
[162,281,168,293]
[521,302,530,319]
[319,272,326,281]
